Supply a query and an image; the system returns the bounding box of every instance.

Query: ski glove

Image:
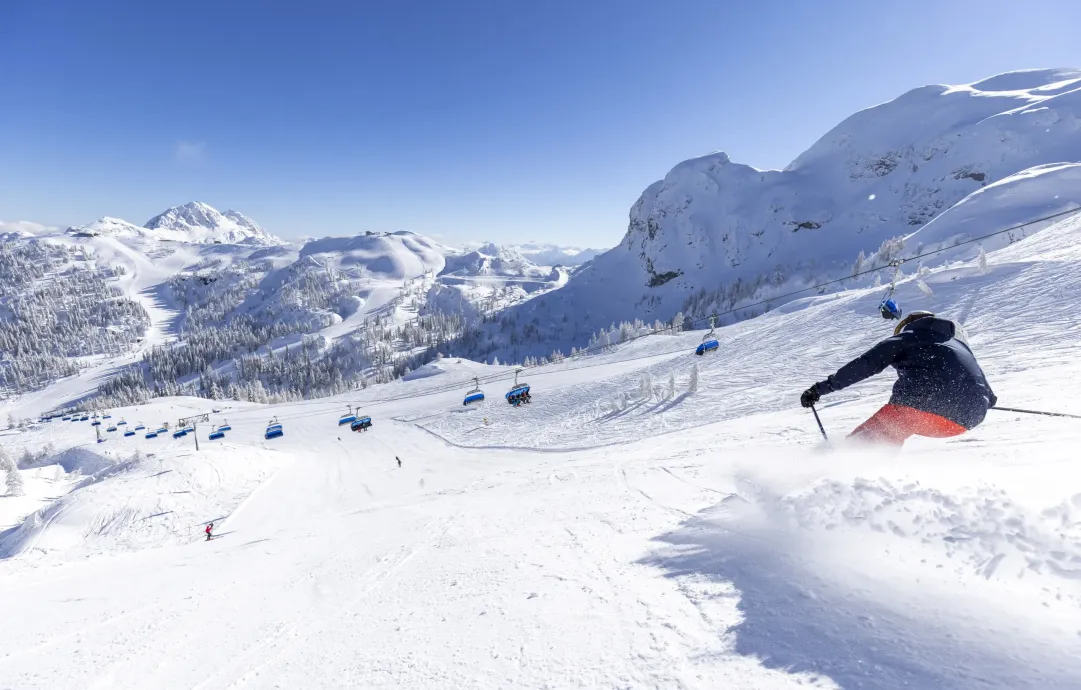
[800,386,820,408]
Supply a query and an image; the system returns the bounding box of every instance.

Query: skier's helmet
[879,298,902,320]
[894,310,934,336]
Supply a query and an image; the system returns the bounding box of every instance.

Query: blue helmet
[879,298,902,320]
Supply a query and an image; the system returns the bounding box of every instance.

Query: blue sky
[2,0,1079,246]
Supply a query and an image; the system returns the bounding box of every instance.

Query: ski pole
[810,404,828,441]
[991,406,1081,420]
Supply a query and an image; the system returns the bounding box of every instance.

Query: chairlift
[106,425,118,432]
[505,369,531,406]
[265,417,283,439]
[102,413,112,419]
[338,405,358,426]
[350,416,372,432]
[117,419,127,426]
[124,429,136,437]
[695,316,720,356]
[134,423,146,431]
[217,420,232,432]
[91,419,102,426]
[145,431,158,439]
[172,429,188,439]
[80,416,89,421]
[878,284,902,321]
[878,263,904,320]
[208,425,225,441]
[463,378,485,406]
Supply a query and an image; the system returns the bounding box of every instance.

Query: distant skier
[801,308,997,446]
[205,522,213,541]
[396,456,401,468]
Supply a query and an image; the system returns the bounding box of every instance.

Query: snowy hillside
[442,242,544,278]
[490,68,1081,357]
[2,210,1081,688]
[66,216,153,238]
[478,241,604,267]
[0,216,569,409]
[300,231,448,280]
[425,242,568,322]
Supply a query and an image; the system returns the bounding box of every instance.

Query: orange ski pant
[848,404,967,446]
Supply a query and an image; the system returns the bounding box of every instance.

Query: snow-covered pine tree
[667,372,676,399]
[688,363,699,394]
[3,449,24,497]
[639,371,653,399]
[853,250,866,278]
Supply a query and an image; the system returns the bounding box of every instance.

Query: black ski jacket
[814,316,996,428]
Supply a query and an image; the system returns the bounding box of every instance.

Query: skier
[205,522,213,541]
[800,308,997,446]
[396,456,401,468]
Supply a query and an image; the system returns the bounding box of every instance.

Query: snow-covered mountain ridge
[488,68,1081,358]
[68,201,281,245]
[462,240,604,267]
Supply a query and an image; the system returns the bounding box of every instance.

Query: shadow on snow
[638,505,1081,690]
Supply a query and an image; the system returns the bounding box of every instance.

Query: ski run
[2,207,1081,689]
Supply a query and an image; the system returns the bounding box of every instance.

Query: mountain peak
[144,202,280,245]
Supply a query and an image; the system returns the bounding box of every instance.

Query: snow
[463,240,606,267]
[143,202,281,245]
[2,210,1081,688]
[0,220,50,240]
[898,162,1081,260]
[299,232,448,281]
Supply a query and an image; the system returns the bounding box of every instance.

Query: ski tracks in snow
[195,515,458,689]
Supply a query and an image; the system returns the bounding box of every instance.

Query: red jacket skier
[205,522,213,541]
[801,308,996,446]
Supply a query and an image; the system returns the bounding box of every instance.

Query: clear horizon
[3,0,1079,246]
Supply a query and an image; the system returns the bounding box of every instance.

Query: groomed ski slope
[2,215,1081,688]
